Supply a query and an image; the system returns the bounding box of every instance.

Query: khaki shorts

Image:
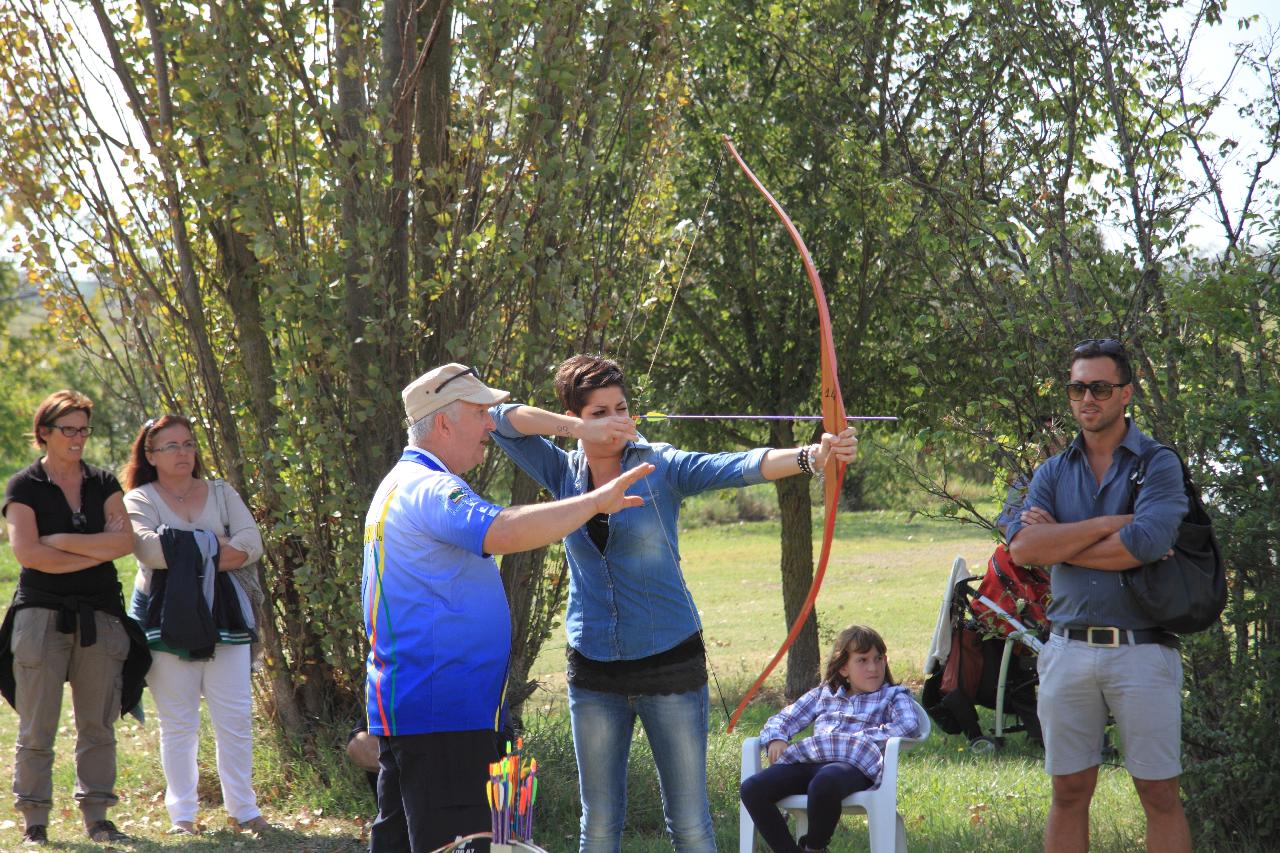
[1036,632,1183,779]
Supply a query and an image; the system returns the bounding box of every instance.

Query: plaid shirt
[757,683,921,787]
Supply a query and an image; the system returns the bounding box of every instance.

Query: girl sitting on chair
[740,625,923,853]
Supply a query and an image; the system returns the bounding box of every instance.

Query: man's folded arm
[1008,514,1130,567]
[1067,532,1143,571]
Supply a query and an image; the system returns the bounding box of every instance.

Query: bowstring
[638,155,722,396]
[631,151,731,725]
[639,469,734,728]
[616,149,732,722]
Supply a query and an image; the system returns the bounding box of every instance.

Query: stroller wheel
[970,736,999,755]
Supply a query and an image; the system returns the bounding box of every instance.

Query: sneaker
[22,825,48,846]
[86,820,130,843]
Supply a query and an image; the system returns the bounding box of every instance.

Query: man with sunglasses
[1007,340,1191,853]
[361,363,654,853]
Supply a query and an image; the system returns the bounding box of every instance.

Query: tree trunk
[376,0,414,389]
[213,224,313,734]
[414,0,457,370]
[499,467,554,728]
[337,0,389,499]
[775,472,820,700]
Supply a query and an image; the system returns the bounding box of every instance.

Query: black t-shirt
[566,631,708,695]
[2,459,123,595]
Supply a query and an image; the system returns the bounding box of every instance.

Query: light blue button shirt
[489,403,769,661]
[1006,419,1187,629]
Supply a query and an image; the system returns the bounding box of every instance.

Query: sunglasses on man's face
[1065,380,1128,401]
[434,366,478,394]
[1073,338,1125,355]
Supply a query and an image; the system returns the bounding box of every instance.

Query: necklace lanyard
[400,448,448,474]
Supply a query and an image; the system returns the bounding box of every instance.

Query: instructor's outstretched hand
[591,463,655,514]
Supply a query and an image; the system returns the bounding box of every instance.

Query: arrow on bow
[636,413,896,422]
[721,134,848,732]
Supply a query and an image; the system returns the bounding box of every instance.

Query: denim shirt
[489,403,770,661]
[1006,419,1187,629]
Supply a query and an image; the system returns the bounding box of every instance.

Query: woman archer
[488,353,858,853]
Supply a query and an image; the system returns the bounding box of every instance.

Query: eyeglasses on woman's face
[48,425,93,438]
[150,440,198,455]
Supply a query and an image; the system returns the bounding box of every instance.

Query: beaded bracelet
[797,444,813,476]
[808,445,824,480]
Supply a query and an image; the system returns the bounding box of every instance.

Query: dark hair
[554,354,627,414]
[1070,339,1133,385]
[31,389,93,449]
[824,624,895,692]
[120,415,205,491]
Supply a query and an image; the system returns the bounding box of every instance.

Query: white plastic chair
[738,699,931,853]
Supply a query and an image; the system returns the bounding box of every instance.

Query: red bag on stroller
[922,546,1049,748]
[970,544,1050,643]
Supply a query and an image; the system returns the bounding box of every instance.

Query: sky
[1161,0,1278,250]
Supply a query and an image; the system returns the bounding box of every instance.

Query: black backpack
[1123,445,1227,633]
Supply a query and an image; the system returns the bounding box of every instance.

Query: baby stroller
[921,545,1050,752]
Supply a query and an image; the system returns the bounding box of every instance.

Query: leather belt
[1053,625,1179,648]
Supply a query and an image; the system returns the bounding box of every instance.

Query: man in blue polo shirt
[361,362,653,853]
[1007,339,1190,853]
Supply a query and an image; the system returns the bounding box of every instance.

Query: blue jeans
[568,684,717,853]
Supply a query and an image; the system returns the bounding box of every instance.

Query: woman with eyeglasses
[0,390,148,846]
[120,414,272,837]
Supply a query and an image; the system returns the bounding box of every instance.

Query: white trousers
[147,645,261,824]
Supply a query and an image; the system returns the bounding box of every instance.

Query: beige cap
[402,363,510,425]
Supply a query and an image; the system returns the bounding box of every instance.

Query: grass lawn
[526,509,1147,852]
[0,507,1152,852]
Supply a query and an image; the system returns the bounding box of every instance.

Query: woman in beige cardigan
[121,414,271,836]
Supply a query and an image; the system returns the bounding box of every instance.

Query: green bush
[681,483,781,528]
[843,433,993,514]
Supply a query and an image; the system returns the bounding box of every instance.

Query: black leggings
[740,761,873,853]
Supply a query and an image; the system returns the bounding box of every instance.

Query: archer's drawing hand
[815,427,859,468]
[1020,506,1057,526]
[577,415,637,447]
[766,739,788,764]
[591,463,655,514]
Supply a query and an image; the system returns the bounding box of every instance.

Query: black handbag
[1122,445,1226,633]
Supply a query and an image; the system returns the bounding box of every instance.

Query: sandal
[167,821,200,835]
[231,815,275,835]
